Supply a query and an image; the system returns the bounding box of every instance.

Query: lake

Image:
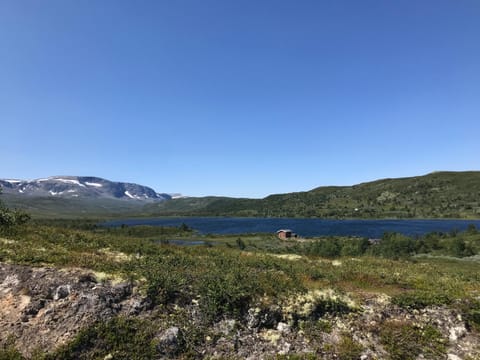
[104,217,480,238]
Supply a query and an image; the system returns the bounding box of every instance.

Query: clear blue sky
[1,1,479,198]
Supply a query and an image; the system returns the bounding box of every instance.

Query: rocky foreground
[1,262,479,359]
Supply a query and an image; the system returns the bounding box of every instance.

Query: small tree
[0,187,30,233]
[340,237,370,257]
[308,237,341,258]
[236,237,246,250]
[448,237,475,258]
[370,232,416,259]
[467,224,478,235]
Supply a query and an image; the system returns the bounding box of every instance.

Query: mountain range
[0,176,170,201]
[1,171,480,219]
[0,176,170,218]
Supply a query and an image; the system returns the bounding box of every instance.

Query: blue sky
[1,1,479,197]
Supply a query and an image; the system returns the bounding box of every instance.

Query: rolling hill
[144,171,480,219]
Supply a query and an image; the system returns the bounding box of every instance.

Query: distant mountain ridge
[0,176,171,201]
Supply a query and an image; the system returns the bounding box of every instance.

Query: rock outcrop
[0,263,144,357]
[1,263,479,359]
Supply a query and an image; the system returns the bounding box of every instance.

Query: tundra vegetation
[1,198,480,358]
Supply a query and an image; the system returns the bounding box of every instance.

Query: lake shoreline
[103,217,480,238]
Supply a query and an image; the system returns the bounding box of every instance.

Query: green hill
[144,171,480,219]
[1,194,149,219]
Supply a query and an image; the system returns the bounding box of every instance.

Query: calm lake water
[104,217,480,238]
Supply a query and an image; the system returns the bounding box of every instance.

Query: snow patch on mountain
[124,191,147,200]
[85,182,102,187]
[170,193,188,199]
[55,178,86,187]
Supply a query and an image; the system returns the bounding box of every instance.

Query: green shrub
[300,319,332,340]
[460,299,480,332]
[142,255,192,306]
[392,291,452,309]
[236,237,246,250]
[340,238,370,257]
[198,266,259,322]
[0,206,30,235]
[312,298,353,318]
[47,317,156,360]
[336,335,363,360]
[379,321,445,360]
[0,337,24,360]
[306,238,341,258]
[368,232,416,259]
[447,237,475,257]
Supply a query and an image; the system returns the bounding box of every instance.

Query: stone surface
[277,322,291,334]
[155,327,183,355]
[447,354,462,360]
[449,325,467,342]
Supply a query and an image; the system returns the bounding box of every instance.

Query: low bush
[368,232,416,259]
[392,291,452,309]
[336,334,364,360]
[460,299,480,332]
[379,321,445,359]
[47,317,157,360]
[0,337,24,360]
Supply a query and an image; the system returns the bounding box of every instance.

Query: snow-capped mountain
[0,176,171,202]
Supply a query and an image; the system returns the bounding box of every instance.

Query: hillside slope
[145,171,480,219]
[0,194,151,218]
